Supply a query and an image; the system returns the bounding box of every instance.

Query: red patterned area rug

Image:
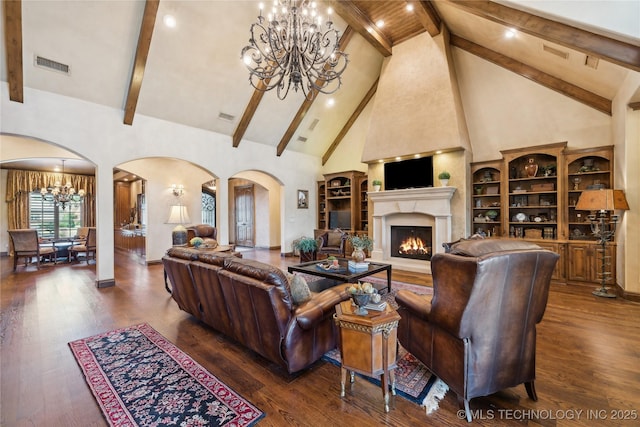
[69,323,264,427]
[322,280,448,415]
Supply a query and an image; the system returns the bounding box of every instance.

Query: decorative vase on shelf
[524,158,538,177]
[351,247,366,263]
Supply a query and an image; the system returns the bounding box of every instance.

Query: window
[201,191,215,226]
[29,192,83,239]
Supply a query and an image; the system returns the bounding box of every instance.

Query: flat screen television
[384,156,434,190]
[329,210,351,230]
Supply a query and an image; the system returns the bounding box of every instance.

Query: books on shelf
[348,261,369,272]
[364,301,387,311]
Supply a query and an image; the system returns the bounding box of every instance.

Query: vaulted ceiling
[2,1,639,168]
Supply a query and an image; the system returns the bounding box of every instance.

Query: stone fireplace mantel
[368,187,456,273]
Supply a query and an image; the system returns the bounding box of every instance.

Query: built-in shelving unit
[470,160,502,238]
[319,171,365,232]
[472,142,618,286]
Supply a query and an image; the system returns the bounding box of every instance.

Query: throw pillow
[327,232,342,247]
[287,273,312,305]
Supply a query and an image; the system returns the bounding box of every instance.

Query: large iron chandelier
[241,0,348,100]
[40,160,85,210]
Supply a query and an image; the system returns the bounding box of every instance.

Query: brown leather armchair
[316,229,347,258]
[186,224,217,246]
[395,239,559,422]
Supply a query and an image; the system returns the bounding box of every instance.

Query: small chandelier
[40,160,86,210]
[241,0,349,100]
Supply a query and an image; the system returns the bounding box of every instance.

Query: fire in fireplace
[390,226,432,261]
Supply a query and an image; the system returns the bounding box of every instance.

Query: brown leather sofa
[395,239,559,421]
[162,247,350,374]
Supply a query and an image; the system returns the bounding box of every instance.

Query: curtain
[5,169,96,230]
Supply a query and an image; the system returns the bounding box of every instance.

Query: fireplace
[368,187,455,273]
[391,226,432,261]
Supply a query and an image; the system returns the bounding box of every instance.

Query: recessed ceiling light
[376,19,384,28]
[395,156,401,161]
[414,154,420,158]
[435,150,443,154]
[163,14,177,28]
[326,98,335,107]
[406,4,414,12]
[505,28,517,39]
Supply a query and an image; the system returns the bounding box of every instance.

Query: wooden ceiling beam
[412,1,441,37]
[330,1,392,57]
[276,27,355,157]
[3,0,24,103]
[322,78,378,165]
[451,35,611,115]
[444,0,640,72]
[233,80,269,148]
[123,0,159,126]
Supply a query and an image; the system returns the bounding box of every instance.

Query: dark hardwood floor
[2,248,639,426]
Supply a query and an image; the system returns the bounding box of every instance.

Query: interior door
[234,185,254,247]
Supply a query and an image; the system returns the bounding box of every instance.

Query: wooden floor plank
[1,248,639,426]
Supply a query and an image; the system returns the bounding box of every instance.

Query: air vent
[542,44,569,60]
[308,118,319,131]
[34,55,70,74]
[297,136,308,143]
[585,55,599,69]
[218,112,235,122]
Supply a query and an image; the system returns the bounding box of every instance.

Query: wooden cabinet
[474,142,618,286]
[359,176,369,232]
[535,241,566,282]
[470,160,502,237]
[567,242,615,284]
[317,181,327,230]
[565,146,613,242]
[501,142,565,241]
[319,171,365,232]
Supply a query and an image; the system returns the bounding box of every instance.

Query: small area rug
[321,279,449,415]
[69,323,264,427]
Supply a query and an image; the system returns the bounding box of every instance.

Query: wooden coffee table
[287,258,392,293]
[334,300,401,412]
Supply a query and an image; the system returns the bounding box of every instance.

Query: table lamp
[575,189,629,298]
[167,205,191,246]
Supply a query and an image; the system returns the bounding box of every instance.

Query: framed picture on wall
[298,190,309,209]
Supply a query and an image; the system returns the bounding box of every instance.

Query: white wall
[1,84,320,283]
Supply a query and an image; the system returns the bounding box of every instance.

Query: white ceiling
[1,0,638,173]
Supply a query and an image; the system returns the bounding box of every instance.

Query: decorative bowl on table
[346,282,376,315]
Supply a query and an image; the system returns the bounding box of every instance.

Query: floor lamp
[167,205,191,246]
[575,189,629,298]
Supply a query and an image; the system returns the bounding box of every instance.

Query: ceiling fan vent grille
[34,55,70,74]
[218,112,235,122]
[542,44,569,60]
[297,136,308,143]
[218,112,236,122]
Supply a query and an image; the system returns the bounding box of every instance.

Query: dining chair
[8,229,57,271]
[68,227,97,263]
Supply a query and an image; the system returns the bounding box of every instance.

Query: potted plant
[372,179,382,191]
[486,210,498,221]
[438,171,451,186]
[293,237,318,262]
[348,234,373,262]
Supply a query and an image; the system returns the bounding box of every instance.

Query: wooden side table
[334,300,401,412]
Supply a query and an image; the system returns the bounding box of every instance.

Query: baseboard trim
[96,279,116,288]
[146,259,163,266]
[615,284,640,302]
